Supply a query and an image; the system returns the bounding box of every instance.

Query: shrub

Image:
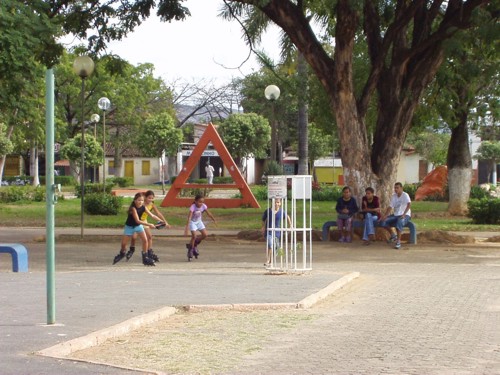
[467,197,500,224]
[193,178,208,184]
[403,183,420,201]
[312,184,343,201]
[84,193,123,215]
[32,186,46,202]
[470,185,490,200]
[0,186,29,202]
[39,176,75,186]
[213,176,233,184]
[56,176,76,186]
[74,182,113,198]
[249,185,268,200]
[111,177,132,187]
[0,186,47,202]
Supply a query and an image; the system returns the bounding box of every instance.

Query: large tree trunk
[329,1,374,199]
[447,103,472,215]
[297,51,309,175]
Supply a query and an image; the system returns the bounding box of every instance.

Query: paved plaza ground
[1,227,499,374]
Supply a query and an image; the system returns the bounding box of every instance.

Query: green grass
[0,195,497,232]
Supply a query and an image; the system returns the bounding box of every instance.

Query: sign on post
[267,176,287,199]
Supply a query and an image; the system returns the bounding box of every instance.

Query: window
[142,160,151,176]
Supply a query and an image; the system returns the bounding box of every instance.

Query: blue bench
[322,219,417,244]
[0,244,28,272]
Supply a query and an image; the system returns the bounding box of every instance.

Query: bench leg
[0,244,29,272]
[12,251,29,272]
[409,228,417,244]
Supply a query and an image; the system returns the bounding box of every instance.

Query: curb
[36,272,360,360]
[36,306,177,358]
[297,271,360,308]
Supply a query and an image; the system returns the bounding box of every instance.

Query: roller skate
[193,239,201,259]
[113,250,126,265]
[142,252,155,266]
[125,246,135,261]
[148,248,159,262]
[186,244,193,261]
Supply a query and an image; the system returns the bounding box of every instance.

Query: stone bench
[0,244,29,272]
[322,219,417,244]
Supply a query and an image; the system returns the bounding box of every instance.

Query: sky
[102,1,281,85]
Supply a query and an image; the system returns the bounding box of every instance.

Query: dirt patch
[485,236,500,243]
[418,230,475,244]
[69,308,316,374]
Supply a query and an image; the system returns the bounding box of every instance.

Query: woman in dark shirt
[335,186,359,243]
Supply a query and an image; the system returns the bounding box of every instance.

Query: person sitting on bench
[361,187,381,245]
[335,186,359,243]
[380,182,411,250]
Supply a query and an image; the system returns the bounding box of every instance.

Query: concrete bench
[322,219,417,244]
[0,244,28,272]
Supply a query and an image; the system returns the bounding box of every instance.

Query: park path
[226,261,500,375]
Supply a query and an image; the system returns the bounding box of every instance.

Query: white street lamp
[90,113,100,182]
[98,97,111,191]
[73,56,95,238]
[265,85,280,162]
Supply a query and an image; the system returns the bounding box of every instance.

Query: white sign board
[267,176,287,199]
[182,149,219,157]
[292,176,312,199]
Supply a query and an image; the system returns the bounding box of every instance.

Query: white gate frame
[266,175,313,272]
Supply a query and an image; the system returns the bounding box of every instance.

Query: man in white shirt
[380,182,412,249]
[205,162,215,184]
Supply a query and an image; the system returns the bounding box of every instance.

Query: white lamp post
[90,113,100,182]
[73,55,94,238]
[265,85,280,162]
[98,97,111,191]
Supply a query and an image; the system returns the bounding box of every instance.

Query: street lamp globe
[264,85,280,101]
[90,113,100,123]
[98,97,111,111]
[73,56,95,78]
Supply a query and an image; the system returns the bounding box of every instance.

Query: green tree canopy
[59,134,103,170]
[407,131,450,167]
[219,112,271,162]
[0,123,14,156]
[474,141,500,163]
[137,112,182,192]
[138,112,182,158]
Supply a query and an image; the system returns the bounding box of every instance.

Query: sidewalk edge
[36,306,177,358]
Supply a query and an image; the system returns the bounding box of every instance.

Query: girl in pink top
[184,194,216,261]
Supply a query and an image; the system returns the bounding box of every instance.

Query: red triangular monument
[161,123,260,208]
